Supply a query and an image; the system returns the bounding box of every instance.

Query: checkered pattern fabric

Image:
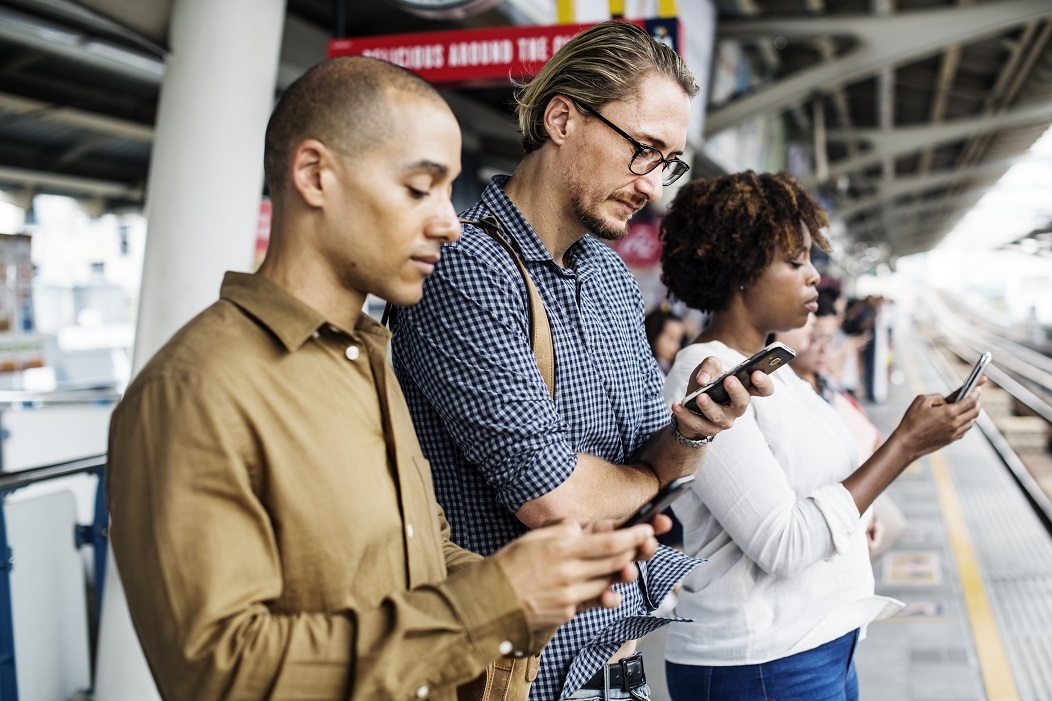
[391,176,702,700]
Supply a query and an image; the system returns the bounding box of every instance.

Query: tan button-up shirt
[107,272,535,701]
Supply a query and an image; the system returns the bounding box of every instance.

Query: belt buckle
[619,655,645,688]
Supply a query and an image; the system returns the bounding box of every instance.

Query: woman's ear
[289,138,329,208]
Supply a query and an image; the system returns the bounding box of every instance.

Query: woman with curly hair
[657,171,983,701]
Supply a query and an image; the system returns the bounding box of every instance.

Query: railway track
[914,290,1052,534]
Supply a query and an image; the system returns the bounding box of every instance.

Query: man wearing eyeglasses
[391,21,771,700]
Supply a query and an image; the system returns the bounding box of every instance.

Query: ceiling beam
[0,164,142,199]
[916,0,978,176]
[1,7,326,94]
[830,157,1024,218]
[818,98,1052,178]
[0,91,154,141]
[846,192,983,240]
[0,5,165,83]
[53,134,114,167]
[706,0,1052,135]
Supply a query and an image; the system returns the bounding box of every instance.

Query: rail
[0,454,109,700]
[917,293,1052,536]
[0,385,121,408]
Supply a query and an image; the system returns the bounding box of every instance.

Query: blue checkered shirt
[391,176,701,700]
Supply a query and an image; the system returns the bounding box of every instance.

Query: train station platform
[638,319,1052,701]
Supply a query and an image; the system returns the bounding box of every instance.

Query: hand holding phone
[618,475,695,528]
[947,351,991,403]
[683,342,796,412]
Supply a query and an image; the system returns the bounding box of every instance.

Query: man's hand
[670,357,774,442]
[490,521,658,631]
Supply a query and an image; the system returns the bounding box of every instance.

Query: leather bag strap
[462,216,556,400]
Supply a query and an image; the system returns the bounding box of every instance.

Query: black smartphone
[618,475,695,528]
[947,351,991,403]
[683,341,796,412]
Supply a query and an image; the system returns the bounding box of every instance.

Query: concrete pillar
[130,0,287,373]
[94,0,287,698]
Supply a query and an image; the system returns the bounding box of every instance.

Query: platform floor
[636,330,1052,701]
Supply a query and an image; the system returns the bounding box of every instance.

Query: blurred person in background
[645,305,687,376]
[644,305,690,553]
[776,298,907,560]
[657,170,983,701]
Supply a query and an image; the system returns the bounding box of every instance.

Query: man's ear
[543,95,576,146]
[289,139,330,208]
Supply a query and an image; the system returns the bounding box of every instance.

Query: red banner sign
[612,217,663,267]
[328,18,682,88]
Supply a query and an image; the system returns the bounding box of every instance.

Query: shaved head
[263,56,447,197]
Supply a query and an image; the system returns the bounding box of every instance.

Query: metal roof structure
[710,0,1052,261]
[0,0,1050,261]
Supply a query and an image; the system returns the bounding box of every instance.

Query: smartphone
[947,351,991,403]
[683,341,797,412]
[619,475,695,528]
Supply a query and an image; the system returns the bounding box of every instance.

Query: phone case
[684,342,796,411]
[619,475,695,528]
[948,351,991,403]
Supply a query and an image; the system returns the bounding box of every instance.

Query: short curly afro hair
[659,171,831,314]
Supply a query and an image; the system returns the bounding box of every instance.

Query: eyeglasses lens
[661,160,688,186]
[630,150,688,186]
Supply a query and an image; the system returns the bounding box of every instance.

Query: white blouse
[663,341,902,666]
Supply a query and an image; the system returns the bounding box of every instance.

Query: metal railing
[919,296,1052,536]
[0,384,117,700]
[0,454,108,701]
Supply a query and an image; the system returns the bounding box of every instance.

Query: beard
[568,182,643,242]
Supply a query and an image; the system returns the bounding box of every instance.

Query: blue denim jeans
[666,629,860,701]
[565,683,651,699]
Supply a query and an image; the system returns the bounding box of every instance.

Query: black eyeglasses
[578,103,690,186]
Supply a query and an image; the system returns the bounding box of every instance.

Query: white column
[94,0,287,698]
[130,0,287,374]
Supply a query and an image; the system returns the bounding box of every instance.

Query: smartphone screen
[683,342,796,412]
[619,475,695,528]
[948,351,991,403]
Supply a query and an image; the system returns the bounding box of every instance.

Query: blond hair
[515,20,698,154]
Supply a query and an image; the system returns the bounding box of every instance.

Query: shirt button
[416,685,429,698]
[345,346,360,361]
[498,640,513,655]
[406,523,414,538]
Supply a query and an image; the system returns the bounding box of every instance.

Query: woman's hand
[844,378,984,513]
[894,379,984,461]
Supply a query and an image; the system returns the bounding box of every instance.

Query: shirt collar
[479,175,614,275]
[220,272,391,352]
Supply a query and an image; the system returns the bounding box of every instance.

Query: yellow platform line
[901,342,1020,700]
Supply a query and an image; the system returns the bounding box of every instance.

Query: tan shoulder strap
[462,216,556,400]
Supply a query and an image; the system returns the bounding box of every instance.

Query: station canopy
[0,0,1049,260]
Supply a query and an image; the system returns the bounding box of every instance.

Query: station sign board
[328,18,682,87]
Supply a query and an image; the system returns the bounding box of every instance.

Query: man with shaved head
[107,56,664,701]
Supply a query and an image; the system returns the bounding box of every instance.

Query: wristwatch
[670,415,714,447]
